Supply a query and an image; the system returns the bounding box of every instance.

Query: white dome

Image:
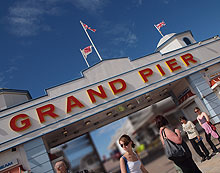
[157,33,176,48]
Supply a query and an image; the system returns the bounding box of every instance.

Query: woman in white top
[180,116,211,162]
[119,134,149,173]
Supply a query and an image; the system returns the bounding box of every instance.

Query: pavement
[190,129,220,173]
[144,147,220,173]
[105,128,220,173]
[197,152,220,173]
[144,130,220,173]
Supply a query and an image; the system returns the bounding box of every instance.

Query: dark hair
[194,107,200,111]
[179,116,187,121]
[155,115,169,129]
[119,134,135,148]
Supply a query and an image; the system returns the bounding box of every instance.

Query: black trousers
[205,133,218,152]
[173,157,202,173]
[190,137,209,158]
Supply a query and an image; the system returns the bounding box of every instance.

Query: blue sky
[1,0,220,159]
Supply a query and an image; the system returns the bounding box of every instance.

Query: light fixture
[145,94,150,99]
[117,105,125,112]
[62,129,68,136]
[145,95,152,102]
[163,88,168,93]
[85,120,91,126]
[106,112,112,116]
[127,103,136,109]
[146,96,151,100]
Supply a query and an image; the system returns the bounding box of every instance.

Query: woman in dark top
[195,107,219,155]
[155,115,202,173]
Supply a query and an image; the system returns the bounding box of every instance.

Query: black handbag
[161,128,186,160]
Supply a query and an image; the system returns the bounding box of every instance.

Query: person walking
[194,107,220,155]
[155,115,202,173]
[119,134,149,173]
[179,116,211,162]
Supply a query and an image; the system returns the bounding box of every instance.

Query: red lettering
[108,79,127,95]
[10,114,31,132]
[138,68,153,83]
[180,53,197,66]
[87,85,107,103]
[165,58,182,72]
[36,104,59,123]
[66,96,84,113]
[156,64,166,76]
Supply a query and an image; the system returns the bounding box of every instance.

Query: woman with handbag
[179,116,211,162]
[119,134,149,173]
[155,115,202,173]
[194,107,220,155]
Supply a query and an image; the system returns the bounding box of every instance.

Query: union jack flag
[155,21,166,30]
[81,45,93,58]
[82,22,96,32]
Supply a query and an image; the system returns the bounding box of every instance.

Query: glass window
[183,37,191,45]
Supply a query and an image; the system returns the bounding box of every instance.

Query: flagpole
[80,49,90,67]
[80,21,103,61]
[154,25,164,37]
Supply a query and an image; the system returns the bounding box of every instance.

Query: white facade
[156,31,196,54]
[0,30,220,172]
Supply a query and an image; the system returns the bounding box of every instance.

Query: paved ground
[105,149,220,173]
[144,131,220,173]
[198,153,220,173]
[105,129,220,173]
[144,151,220,173]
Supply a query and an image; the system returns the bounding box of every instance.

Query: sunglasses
[194,110,200,113]
[120,141,130,148]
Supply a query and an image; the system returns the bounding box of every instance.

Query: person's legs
[190,138,205,158]
[198,140,210,157]
[205,132,218,153]
[173,157,202,173]
[187,157,202,173]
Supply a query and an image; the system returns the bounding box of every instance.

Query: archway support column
[187,72,220,123]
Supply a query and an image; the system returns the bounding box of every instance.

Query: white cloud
[68,0,107,13]
[0,73,5,83]
[6,66,17,73]
[6,0,62,37]
[163,0,173,4]
[0,66,18,87]
[104,23,138,47]
[132,0,143,6]
[5,0,107,37]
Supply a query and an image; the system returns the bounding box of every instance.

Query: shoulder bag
[161,128,186,160]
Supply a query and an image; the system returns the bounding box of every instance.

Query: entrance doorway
[42,79,197,173]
